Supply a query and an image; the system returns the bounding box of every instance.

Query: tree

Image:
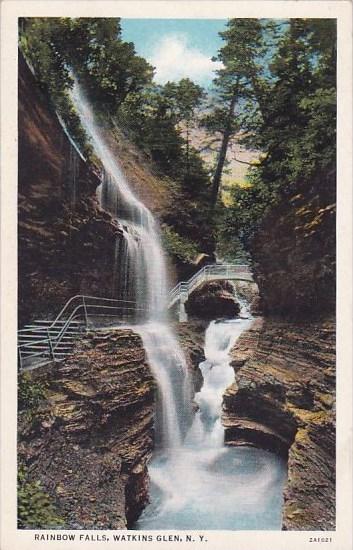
[203,19,265,204]
[250,18,336,188]
[117,80,209,192]
[19,18,154,130]
[163,79,205,181]
[218,19,336,246]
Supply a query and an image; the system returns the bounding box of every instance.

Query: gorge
[17,16,336,535]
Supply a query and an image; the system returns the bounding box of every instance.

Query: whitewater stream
[71,82,287,530]
[136,318,287,530]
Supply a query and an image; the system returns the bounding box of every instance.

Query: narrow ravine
[136,317,287,530]
[71,83,287,530]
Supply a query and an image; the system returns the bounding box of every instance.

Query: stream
[71,82,287,530]
[136,318,287,530]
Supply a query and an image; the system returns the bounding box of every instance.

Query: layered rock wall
[18,329,155,529]
[223,316,335,530]
[18,52,124,325]
[223,170,336,530]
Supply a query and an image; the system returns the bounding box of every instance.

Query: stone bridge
[168,264,253,322]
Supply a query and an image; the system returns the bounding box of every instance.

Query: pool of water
[136,445,287,530]
[135,319,287,530]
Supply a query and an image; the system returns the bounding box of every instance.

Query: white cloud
[149,34,223,85]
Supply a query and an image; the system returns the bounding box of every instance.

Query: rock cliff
[18,329,156,529]
[18,52,123,326]
[223,318,335,530]
[249,172,336,319]
[222,169,336,530]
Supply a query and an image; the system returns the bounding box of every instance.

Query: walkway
[168,264,253,321]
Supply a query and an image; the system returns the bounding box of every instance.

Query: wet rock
[233,280,261,315]
[176,320,207,394]
[222,317,335,530]
[186,280,240,320]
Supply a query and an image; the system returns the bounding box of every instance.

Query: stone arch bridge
[168,264,254,322]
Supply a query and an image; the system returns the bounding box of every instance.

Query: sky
[121,19,227,86]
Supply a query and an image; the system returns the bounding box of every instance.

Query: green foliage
[250,19,336,188]
[219,169,281,244]
[162,191,216,256]
[162,78,205,122]
[117,83,210,194]
[18,372,47,412]
[19,17,153,156]
[118,86,185,173]
[212,18,336,243]
[18,464,64,529]
[161,226,199,264]
[214,203,251,263]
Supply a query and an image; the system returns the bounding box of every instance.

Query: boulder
[185,280,240,320]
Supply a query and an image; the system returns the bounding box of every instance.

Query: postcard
[1,1,352,550]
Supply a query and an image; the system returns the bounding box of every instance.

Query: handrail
[18,337,52,348]
[18,295,148,370]
[169,263,253,306]
[50,294,141,329]
[53,303,85,348]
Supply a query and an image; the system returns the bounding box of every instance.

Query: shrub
[18,464,64,529]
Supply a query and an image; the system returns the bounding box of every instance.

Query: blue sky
[121,19,227,86]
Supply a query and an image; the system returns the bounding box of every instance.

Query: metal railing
[18,295,146,370]
[169,264,253,307]
[18,265,253,368]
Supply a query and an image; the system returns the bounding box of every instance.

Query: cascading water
[136,317,287,530]
[71,82,286,530]
[71,81,192,451]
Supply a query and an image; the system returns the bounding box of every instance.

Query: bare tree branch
[232,155,255,166]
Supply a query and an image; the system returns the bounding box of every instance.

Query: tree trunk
[211,94,237,204]
[186,121,190,180]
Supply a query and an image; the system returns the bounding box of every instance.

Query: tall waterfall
[71,82,192,450]
[71,84,286,530]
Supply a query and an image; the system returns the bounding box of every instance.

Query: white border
[1,2,352,550]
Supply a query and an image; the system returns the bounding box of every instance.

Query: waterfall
[71,81,192,450]
[70,84,286,530]
[136,318,287,530]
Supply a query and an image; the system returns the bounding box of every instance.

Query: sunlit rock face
[224,317,335,530]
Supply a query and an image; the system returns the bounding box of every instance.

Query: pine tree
[203,19,264,204]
